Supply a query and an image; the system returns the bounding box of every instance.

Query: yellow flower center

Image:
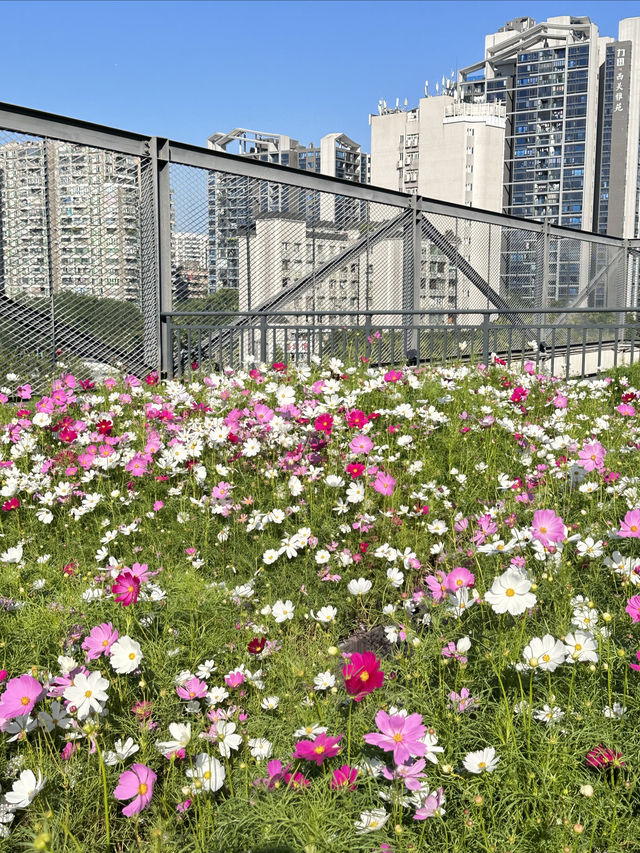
[505,588,515,597]
[102,639,109,647]
[360,671,370,682]
[539,526,547,534]
[20,696,30,706]
[85,690,92,698]
[478,761,487,769]
[575,644,582,651]
[542,654,550,662]
[393,733,403,742]
[127,585,134,593]
[138,783,147,795]
[456,579,464,586]
[314,745,325,754]
[129,653,136,660]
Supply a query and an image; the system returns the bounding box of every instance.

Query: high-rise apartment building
[205,128,369,294]
[457,15,640,302]
[0,139,141,301]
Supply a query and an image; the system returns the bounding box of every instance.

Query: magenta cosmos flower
[629,651,640,672]
[292,732,343,766]
[82,623,119,661]
[625,596,640,623]
[531,509,565,547]
[342,652,384,702]
[113,763,157,817]
[0,674,43,720]
[331,764,359,791]
[618,509,640,538]
[112,571,140,606]
[445,567,475,593]
[363,710,427,765]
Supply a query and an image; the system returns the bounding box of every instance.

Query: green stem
[347,700,353,764]
[95,740,111,852]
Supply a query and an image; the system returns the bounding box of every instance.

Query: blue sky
[1,1,637,151]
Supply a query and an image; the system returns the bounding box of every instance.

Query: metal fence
[1,101,639,383]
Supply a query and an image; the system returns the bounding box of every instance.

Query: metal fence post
[402,195,420,357]
[153,138,173,378]
[482,311,490,366]
[259,314,267,364]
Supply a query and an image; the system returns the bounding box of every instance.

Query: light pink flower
[176,677,208,701]
[413,787,445,819]
[0,674,43,720]
[531,509,565,547]
[618,509,640,538]
[373,472,396,496]
[445,567,474,593]
[363,710,427,765]
[82,623,119,661]
[350,434,374,455]
[577,441,606,473]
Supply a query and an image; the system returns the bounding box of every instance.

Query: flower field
[1,355,640,853]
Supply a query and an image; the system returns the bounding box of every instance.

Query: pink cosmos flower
[129,562,151,583]
[382,758,427,791]
[330,764,359,791]
[224,669,245,689]
[113,763,157,817]
[413,787,445,820]
[629,651,640,672]
[625,596,640,623]
[425,572,448,602]
[292,732,342,766]
[253,404,274,424]
[346,410,368,429]
[616,404,636,416]
[577,441,606,473]
[553,394,568,408]
[82,622,119,661]
[176,677,208,701]
[342,652,384,702]
[125,453,151,477]
[618,509,640,538]
[373,472,396,496]
[363,710,427,765]
[0,674,43,720]
[61,742,77,760]
[531,509,565,547]
[445,567,474,593]
[350,434,374,455]
[112,572,140,606]
[447,688,479,714]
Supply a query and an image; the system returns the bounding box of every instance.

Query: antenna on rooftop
[404,98,408,107]
[425,80,429,96]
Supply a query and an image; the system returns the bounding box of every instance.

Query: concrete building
[371,94,506,312]
[205,128,369,294]
[0,139,141,301]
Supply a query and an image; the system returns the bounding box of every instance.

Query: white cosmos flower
[386,566,404,588]
[313,671,336,691]
[262,549,279,565]
[563,631,598,663]
[260,696,280,710]
[206,686,229,705]
[522,634,566,673]
[533,705,565,724]
[186,753,225,793]
[346,481,365,504]
[462,747,500,774]
[603,703,627,719]
[484,569,537,616]
[575,537,604,559]
[242,438,260,457]
[102,737,140,765]
[156,723,191,757]
[272,599,295,622]
[0,542,23,564]
[215,721,242,757]
[427,519,447,535]
[248,737,273,760]
[325,475,345,488]
[63,671,109,720]
[109,636,143,674]
[311,605,337,623]
[294,722,328,738]
[315,550,331,564]
[354,808,389,834]
[347,577,372,596]
[37,701,71,732]
[4,769,46,809]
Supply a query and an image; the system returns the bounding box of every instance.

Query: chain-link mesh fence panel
[0,127,155,385]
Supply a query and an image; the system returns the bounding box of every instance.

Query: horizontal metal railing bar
[162,307,640,318]
[0,100,636,245]
[0,101,150,157]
